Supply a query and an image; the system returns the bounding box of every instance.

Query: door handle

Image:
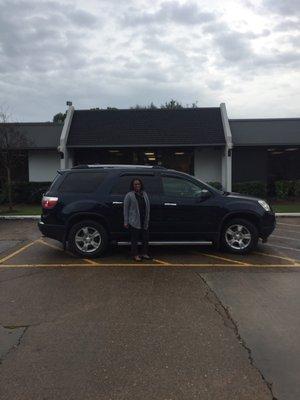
[164,202,177,206]
[112,201,123,205]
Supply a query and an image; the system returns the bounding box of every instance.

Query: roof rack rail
[71,164,166,170]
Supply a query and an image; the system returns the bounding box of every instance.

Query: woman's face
[133,180,142,192]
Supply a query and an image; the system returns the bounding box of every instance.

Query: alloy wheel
[75,226,101,253]
[225,224,252,250]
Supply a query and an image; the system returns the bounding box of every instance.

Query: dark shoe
[133,255,143,262]
[141,254,153,260]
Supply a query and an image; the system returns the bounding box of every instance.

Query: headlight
[258,200,271,212]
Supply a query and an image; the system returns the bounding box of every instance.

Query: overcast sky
[0,0,299,121]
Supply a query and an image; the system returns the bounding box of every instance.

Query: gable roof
[230,118,300,146]
[0,122,62,149]
[67,108,226,147]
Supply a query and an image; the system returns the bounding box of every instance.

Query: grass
[270,200,300,212]
[0,204,41,215]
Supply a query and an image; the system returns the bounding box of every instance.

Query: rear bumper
[38,221,65,242]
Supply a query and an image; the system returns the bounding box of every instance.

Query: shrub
[232,181,267,198]
[274,180,294,199]
[207,181,223,190]
[294,180,300,197]
[0,181,51,204]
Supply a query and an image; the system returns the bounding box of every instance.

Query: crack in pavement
[194,270,278,400]
[0,325,29,365]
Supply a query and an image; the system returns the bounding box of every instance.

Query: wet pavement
[0,218,300,399]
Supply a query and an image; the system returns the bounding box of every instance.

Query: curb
[275,213,300,217]
[0,215,40,219]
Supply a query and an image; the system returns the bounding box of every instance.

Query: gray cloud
[262,0,300,16]
[0,0,102,75]
[121,1,216,27]
[0,0,299,120]
[274,19,300,32]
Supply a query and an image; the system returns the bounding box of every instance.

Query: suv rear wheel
[68,220,108,258]
[221,218,258,254]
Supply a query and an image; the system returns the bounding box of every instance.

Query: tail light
[42,196,58,209]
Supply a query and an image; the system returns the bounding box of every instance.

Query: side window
[58,172,107,193]
[111,175,162,195]
[162,176,206,198]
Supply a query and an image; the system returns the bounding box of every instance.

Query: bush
[207,181,223,190]
[0,181,51,204]
[294,180,300,197]
[232,181,267,198]
[274,180,294,199]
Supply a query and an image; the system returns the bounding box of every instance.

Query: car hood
[225,192,262,202]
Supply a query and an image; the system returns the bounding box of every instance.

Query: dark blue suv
[38,164,276,257]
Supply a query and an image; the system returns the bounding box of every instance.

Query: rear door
[107,172,163,239]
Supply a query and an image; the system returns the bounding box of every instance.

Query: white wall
[28,150,60,182]
[194,148,222,183]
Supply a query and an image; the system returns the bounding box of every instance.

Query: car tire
[68,220,108,258]
[221,218,258,254]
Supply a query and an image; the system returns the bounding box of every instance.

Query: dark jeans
[129,225,149,256]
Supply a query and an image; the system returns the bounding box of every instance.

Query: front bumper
[259,213,276,240]
[38,221,65,242]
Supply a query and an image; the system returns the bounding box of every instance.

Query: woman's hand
[124,224,129,229]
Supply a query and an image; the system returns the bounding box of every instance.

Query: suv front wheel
[221,218,258,254]
[68,220,108,258]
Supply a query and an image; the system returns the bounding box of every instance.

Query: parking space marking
[195,251,251,266]
[38,239,99,265]
[275,228,300,234]
[0,239,41,264]
[254,251,299,265]
[0,263,300,269]
[264,243,300,252]
[272,234,300,242]
[83,258,99,265]
[38,239,64,252]
[277,222,300,228]
[153,258,171,265]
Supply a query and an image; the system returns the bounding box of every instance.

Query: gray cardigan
[123,191,150,229]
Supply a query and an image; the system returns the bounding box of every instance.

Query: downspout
[57,104,74,170]
[220,103,232,191]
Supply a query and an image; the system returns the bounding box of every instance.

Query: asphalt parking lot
[1,218,300,399]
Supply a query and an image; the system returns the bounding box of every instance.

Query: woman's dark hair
[130,178,144,191]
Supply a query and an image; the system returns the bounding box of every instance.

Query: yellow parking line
[0,239,41,264]
[265,243,300,252]
[254,251,299,265]
[277,222,300,227]
[153,258,171,265]
[272,234,300,242]
[1,263,299,269]
[195,251,251,266]
[84,259,99,265]
[38,239,63,252]
[38,239,99,265]
[276,228,300,234]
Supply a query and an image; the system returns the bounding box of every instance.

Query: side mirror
[196,190,211,202]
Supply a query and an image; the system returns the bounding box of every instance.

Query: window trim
[57,171,108,193]
[110,172,162,195]
[161,174,213,198]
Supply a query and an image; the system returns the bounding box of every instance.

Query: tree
[130,99,198,110]
[160,99,183,109]
[131,102,158,110]
[53,112,66,124]
[0,111,30,210]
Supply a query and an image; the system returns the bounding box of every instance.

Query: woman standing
[123,178,152,261]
